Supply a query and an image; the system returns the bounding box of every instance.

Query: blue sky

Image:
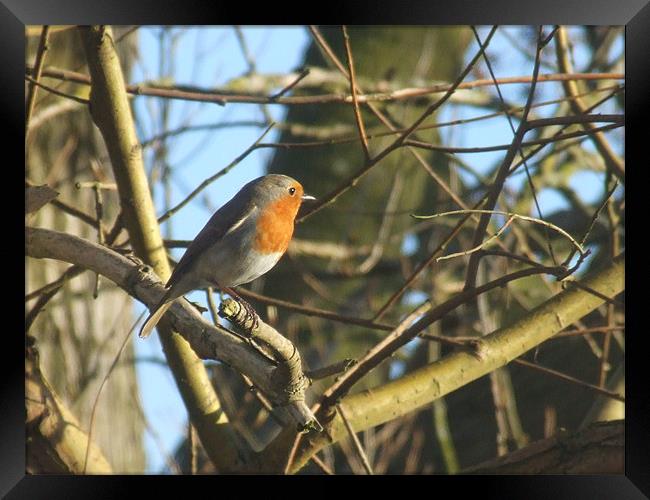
[126,26,622,472]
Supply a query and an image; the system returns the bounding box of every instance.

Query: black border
[11,0,649,496]
[2,0,649,25]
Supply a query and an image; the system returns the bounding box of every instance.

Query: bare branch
[25,26,52,133]
[341,26,370,160]
[27,64,623,107]
[282,253,624,472]
[26,227,323,434]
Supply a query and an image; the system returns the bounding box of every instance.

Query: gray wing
[165,190,256,292]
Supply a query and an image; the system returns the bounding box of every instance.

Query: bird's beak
[301,194,316,201]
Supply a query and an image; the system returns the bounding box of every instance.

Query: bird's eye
[289,187,296,196]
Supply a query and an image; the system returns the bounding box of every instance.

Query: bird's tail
[139,299,173,339]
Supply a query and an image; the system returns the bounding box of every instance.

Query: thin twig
[563,180,619,267]
[50,198,103,229]
[91,183,105,298]
[156,123,274,224]
[356,172,403,274]
[270,68,310,100]
[283,433,303,475]
[372,202,481,321]
[507,87,623,177]
[236,287,394,331]
[128,385,182,474]
[554,326,624,338]
[25,265,85,302]
[24,75,90,105]
[305,359,357,381]
[240,373,277,418]
[306,26,480,218]
[83,308,144,473]
[337,403,374,474]
[310,453,334,475]
[25,269,81,330]
[562,279,624,307]
[600,189,621,387]
[25,26,52,133]
[234,26,257,74]
[308,26,348,75]
[205,287,220,325]
[316,301,432,414]
[437,216,516,262]
[282,429,335,475]
[320,264,580,417]
[28,64,624,107]
[258,121,622,155]
[342,26,370,160]
[554,27,624,180]
[414,209,586,258]
[30,100,85,130]
[464,27,546,291]
[513,358,624,402]
[473,25,559,266]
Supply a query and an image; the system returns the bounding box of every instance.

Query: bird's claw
[238,298,259,333]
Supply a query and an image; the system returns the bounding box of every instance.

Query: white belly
[215,248,283,286]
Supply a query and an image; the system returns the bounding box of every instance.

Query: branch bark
[25,227,319,449]
[26,336,113,474]
[462,420,623,474]
[78,25,241,471]
[279,253,624,472]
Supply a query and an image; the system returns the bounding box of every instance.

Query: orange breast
[253,196,300,254]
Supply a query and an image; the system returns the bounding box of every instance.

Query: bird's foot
[218,295,259,334]
[238,298,260,332]
[221,287,259,333]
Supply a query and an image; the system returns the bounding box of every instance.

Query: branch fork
[218,298,323,433]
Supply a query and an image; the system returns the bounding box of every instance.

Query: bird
[139,174,315,339]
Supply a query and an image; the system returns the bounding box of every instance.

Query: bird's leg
[223,286,259,332]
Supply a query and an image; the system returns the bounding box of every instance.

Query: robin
[139,174,315,339]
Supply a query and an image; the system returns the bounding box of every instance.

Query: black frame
[12,0,648,496]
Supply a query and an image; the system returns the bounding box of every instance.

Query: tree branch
[462,420,623,474]
[554,27,625,182]
[26,226,320,437]
[281,253,624,472]
[28,64,623,107]
[78,26,241,472]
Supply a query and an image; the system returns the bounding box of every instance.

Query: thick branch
[283,253,624,472]
[26,227,316,432]
[79,25,242,471]
[463,420,623,474]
